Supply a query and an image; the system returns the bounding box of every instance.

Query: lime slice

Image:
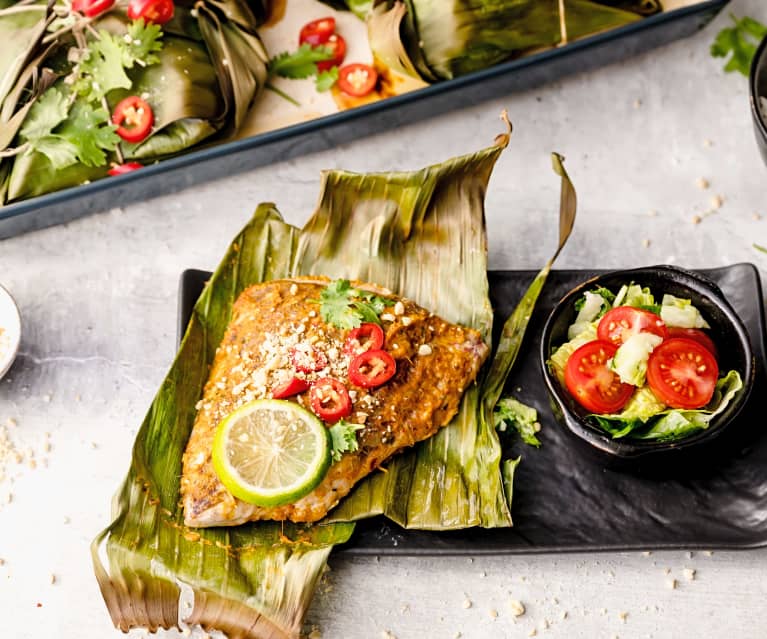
[212,399,331,507]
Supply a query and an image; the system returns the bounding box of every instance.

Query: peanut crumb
[90,441,98,449]
[696,178,709,190]
[663,568,671,575]
[63,516,70,524]
[0,558,5,566]
[710,195,724,210]
[308,626,322,639]
[42,394,51,403]
[6,418,16,428]
[561,611,568,620]
[393,301,405,316]
[753,213,762,221]
[462,599,472,610]
[683,568,696,581]
[642,238,651,248]
[633,99,642,109]
[619,611,628,623]
[381,631,396,639]
[418,344,432,356]
[642,551,652,557]
[509,599,525,617]
[540,619,549,630]
[49,574,56,585]
[691,215,702,225]
[666,578,677,590]
[703,550,713,557]
[489,609,498,619]
[646,209,658,217]
[703,139,713,148]
[528,629,537,637]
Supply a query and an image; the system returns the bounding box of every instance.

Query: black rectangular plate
[178,264,767,555]
[0,0,728,239]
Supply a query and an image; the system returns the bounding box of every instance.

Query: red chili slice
[299,17,336,46]
[72,0,115,17]
[112,96,154,144]
[272,377,310,399]
[348,349,396,388]
[337,63,378,97]
[290,344,328,373]
[108,162,143,176]
[316,34,346,72]
[127,0,174,24]
[597,306,668,346]
[564,340,634,414]
[647,338,719,409]
[344,323,385,357]
[310,378,352,423]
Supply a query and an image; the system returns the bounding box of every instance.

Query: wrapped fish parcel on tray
[0,0,268,203]
[358,0,660,81]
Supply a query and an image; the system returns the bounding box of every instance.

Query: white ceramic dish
[0,283,21,380]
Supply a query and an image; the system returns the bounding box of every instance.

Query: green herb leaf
[329,420,364,462]
[315,67,339,92]
[754,243,767,254]
[318,279,392,329]
[124,19,164,68]
[20,88,69,142]
[75,31,133,102]
[32,135,80,169]
[269,44,334,79]
[494,397,542,447]
[58,102,120,167]
[711,14,767,76]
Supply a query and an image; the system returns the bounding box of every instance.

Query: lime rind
[212,399,331,507]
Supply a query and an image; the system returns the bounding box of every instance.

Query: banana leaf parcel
[364,0,658,82]
[0,1,268,203]
[92,118,576,638]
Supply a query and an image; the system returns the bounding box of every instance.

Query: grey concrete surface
[1,1,766,637]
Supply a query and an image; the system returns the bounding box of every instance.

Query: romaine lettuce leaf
[494,397,541,447]
[613,283,655,308]
[549,323,598,384]
[609,332,663,386]
[660,293,710,329]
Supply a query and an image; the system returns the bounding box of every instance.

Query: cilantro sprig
[711,14,767,76]
[318,279,394,330]
[329,420,364,462]
[269,44,334,79]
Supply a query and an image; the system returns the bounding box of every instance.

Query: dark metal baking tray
[178,264,767,554]
[0,0,728,240]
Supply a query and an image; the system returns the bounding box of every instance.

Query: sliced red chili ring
[127,0,174,24]
[72,0,115,18]
[310,378,352,423]
[290,344,328,373]
[108,162,143,176]
[272,377,310,399]
[112,96,154,144]
[348,349,396,388]
[337,63,378,97]
[299,17,336,46]
[316,33,346,72]
[344,323,385,357]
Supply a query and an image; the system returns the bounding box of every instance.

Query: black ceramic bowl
[750,34,767,166]
[540,265,755,472]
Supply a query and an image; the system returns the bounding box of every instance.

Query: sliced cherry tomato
[597,306,668,346]
[299,17,336,46]
[348,349,396,388]
[647,338,719,409]
[272,377,310,399]
[344,323,385,357]
[108,162,143,176]
[72,0,115,17]
[564,340,635,414]
[112,96,154,144]
[310,378,352,423]
[337,63,378,97]
[316,33,346,72]
[667,327,718,359]
[127,0,174,24]
[290,344,328,373]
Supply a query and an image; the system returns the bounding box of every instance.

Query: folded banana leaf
[1,1,269,203]
[368,0,645,82]
[93,121,576,638]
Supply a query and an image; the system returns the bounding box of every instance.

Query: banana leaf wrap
[1,1,268,203]
[93,121,576,638]
[367,0,646,82]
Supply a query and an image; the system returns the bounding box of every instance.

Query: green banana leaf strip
[369,0,643,81]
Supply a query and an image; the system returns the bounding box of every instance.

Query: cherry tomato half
[348,349,396,389]
[108,162,143,176]
[72,0,115,18]
[290,344,328,373]
[597,306,668,347]
[337,63,378,97]
[344,323,385,357]
[127,0,174,24]
[112,96,154,144]
[310,378,352,423]
[272,377,309,399]
[299,17,336,46]
[564,340,634,414]
[667,327,718,359]
[316,33,346,72]
[647,338,719,409]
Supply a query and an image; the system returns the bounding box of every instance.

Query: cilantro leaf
[494,397,542,448]
[58,102,120,167]
[75,31,132,102]
[20,88,69,142]
[124,19,164,68]
[329,420,364,462]
[315,67,339,92]
[269,44,334,79]
[31,135,80,169]
[711,14,767,76]
[318,280,394,329]
[754,243,767,254]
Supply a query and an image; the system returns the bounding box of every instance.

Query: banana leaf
[368,0,644,82]
[93,120,576,638]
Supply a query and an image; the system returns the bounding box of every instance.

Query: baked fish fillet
[181,277,489,527]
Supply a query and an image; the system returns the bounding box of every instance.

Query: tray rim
[177,263,767,556]
[0,0,728,227]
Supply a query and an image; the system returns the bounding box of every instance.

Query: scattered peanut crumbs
[710,195,724,210]
[666,578,677,590]
[692,215,702,225]
[683,568,696,581]
[509,599,526,617]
